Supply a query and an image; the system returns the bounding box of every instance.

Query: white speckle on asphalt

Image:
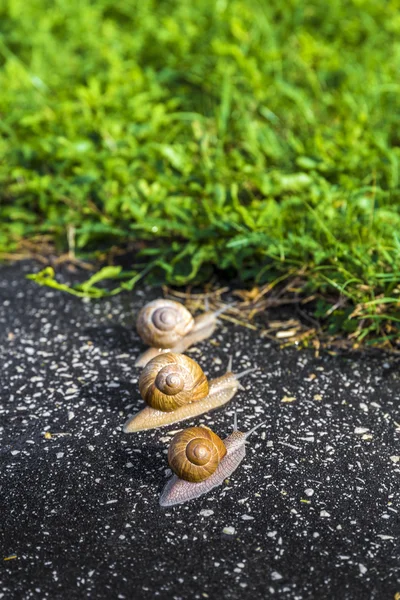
[359,564,367,575]
[199,510,214,517]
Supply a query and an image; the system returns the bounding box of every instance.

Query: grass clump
[1,0,400,346]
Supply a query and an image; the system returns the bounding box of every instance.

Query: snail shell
[136,300,194,349]
[167,426,227,483]
[138,353,209,412]
[135,299,228,368]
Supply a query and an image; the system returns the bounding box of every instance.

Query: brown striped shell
[167,426,227,483]
[138,353,209,412]
[136,300,194,348]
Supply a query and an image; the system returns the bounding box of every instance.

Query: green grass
[1,0,400,346]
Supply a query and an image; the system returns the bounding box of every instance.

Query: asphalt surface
[0,261,399,600]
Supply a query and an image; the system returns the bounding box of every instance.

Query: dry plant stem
[166,282,399,353]
[163,286,230,300]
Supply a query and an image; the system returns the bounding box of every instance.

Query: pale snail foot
[135,346,171,368]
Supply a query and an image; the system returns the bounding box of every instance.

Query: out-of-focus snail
[159,417,266,506]
[123,353,254,433]
[135,299,229,367]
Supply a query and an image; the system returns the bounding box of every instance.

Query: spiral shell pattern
[136,300,194,348]
[167,426,227,483]
[138,353,209,412]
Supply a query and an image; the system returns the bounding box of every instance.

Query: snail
[159,416,266,506]
[123,353,255,433]
[135,299,229,367]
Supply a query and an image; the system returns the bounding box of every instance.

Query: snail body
[123,353,254,433]
[160,420,265,507]
[135,299,225,368]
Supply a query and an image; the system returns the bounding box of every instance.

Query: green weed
[1,0,400,345]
